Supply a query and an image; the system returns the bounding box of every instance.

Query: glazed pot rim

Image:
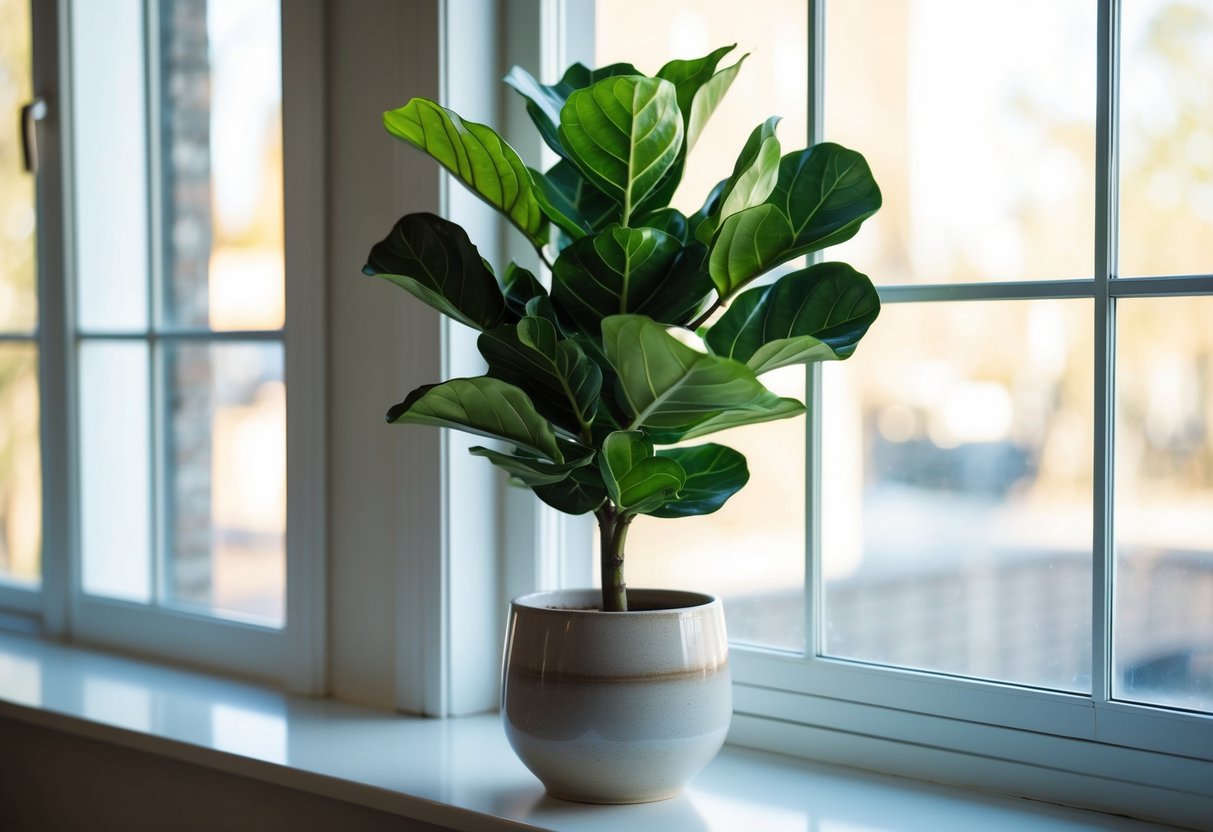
[511,588,719,614]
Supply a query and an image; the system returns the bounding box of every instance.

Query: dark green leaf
[501,262,547,321]
[689,179,728,243]
[469,443,594,486]
[478,316,602,435]
[650,443,749,518]
[383,99,547,246]
[766,142,882,254]
[559,76,683,221]
[602,314,797,431]
[387,377,561,461]
[531,464,609,514]
[599,431,686,515]
[636,242,715,327]
[707,203,796,297]
[532,160,620,241]
[635,207,688,242]
[645,396,806,444]
[705,262,880,374]
[551,225,683,335]
[364,212,506,331]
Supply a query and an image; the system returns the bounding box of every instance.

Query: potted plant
[364,45,882,803]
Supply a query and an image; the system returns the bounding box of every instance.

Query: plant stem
[687,298,724,332]
[596,507,631,611]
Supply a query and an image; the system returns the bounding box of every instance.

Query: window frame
[3,0,328,692]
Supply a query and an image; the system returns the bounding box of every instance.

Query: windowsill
[0,631,1176,832]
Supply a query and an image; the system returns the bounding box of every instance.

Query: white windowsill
[0,631,1178,832]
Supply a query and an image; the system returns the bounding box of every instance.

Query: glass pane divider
[76,329,287,342]
[1109,274,1213,297]
[878,279,1096,304]
[0,333,38,343]
[1091,0,1122,709]
[803,0,826,661]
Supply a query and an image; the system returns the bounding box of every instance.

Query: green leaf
[635,207,688,242]
[531,160,620,242]
[469,443,593,486]
[364,212,506,331]
[383,99,547,246]
[705,262,880,375]
[504,62,641,159]
[689,179,728,243]
[550,225,684,335]
[478,316,602,435]
[531,464,609,514]
[765,142,882,254]
[712,117,783,233]
[501,262,547,321]
[707,203,796,297]
[650,443,749,518]
[599,431,686,515]
[559,76,684,221]
[646,396,806,444]
[637,242,715,327]
[684,53,747,152]
[387,377,561,462]
[601,314,795,430]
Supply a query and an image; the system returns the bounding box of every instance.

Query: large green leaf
[708,117,783,237]
[646,396,805,444]
[707,203,796,297]
[705,262,880,375]
[635,207,688,243]
[478,316,602,435]
[469,443,593,486]
[601,314,794,430]
[383,99,547,246]
[599,431,686,515]
[504,62,641,158]
[765,142,882,254]
[531,464,608,514]
[550,225,683,335]
[650,443,749,518]
[558,76,683,222]
[387,377,561,462]
[636,242,715,327]
[364,212,506,331]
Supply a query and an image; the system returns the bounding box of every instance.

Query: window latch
[20,96,48,174]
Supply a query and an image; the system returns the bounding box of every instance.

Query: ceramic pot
[501,588,731,804]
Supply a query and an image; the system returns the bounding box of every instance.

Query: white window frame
[3,0,327,693]
[542,0,1213,823]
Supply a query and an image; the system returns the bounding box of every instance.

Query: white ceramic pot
[501,588,731,804]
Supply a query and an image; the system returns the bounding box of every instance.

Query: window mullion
[1091,0,1121,709]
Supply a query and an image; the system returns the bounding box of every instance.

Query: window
[2,0,324,689]
[581,0,1212,812]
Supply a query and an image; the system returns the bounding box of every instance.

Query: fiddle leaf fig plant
[365,45,883,612]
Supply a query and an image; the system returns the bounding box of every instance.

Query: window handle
[20,96,48,174]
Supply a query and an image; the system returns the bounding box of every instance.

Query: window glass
[822,300,1094,691]
[159,0,284,331]
[825,0,1097,284]
[1119,0,1213,278]
[596,0,809,650]
[166,341,285,622]
[1115,296,1213,713]
[0,0,40,586]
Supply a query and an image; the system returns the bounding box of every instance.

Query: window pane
[1119,0,1213,277]
[0,0,37,333]
[165,341,284,623]
[825,0,1097,284]
[595,0,808,215]
[159,0,284,331]
[80,342,152,602]
[596,0,809,651]
[71,0,150,332]
[1114,296,1213,713]
[822,300,1093,691]
[0,345,39,585]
